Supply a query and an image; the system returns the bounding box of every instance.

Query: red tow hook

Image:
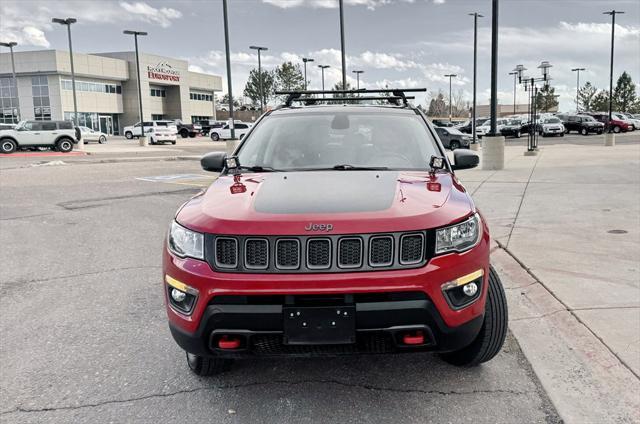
[218,335,241,350]
[403,331,425,345]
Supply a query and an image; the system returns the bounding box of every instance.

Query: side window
[223,125,229,130]
[134,123,140,127]
[30,122,43,131]
[23,122,34,131]
[143,122,153,126]
[41,122,57,131]
[237,124,248,129]
[435,128,445,136]
[58,121,73,130]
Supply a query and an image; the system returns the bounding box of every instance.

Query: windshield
[236,111,439,171]
[545,118,561,124]
[581,116,596,122]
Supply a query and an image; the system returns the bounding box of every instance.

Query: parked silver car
[434,126,472,150]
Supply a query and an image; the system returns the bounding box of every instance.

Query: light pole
[250,45,268,112]
[488,0,499,136]
[571,67,586,112]
[222,0,235,140]
[302,57,314,90]
[339,0,347,89]
[123,30,147,141]
[52,18,78,129]
[444,74,457,122]
[318,65,330,97]
[513,61,552,153]
[352,70,363,90]
[603,10,624,132]
[508,71,517,114]
[0,41,19,123]
[468,12,483,144]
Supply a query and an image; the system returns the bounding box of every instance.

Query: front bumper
[163,224,490,357]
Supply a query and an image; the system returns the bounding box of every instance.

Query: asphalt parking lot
[0,158,562,423]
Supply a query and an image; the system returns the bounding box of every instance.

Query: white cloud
[0,1,183,47]
[262,0,412,10]
[433,0,445,4]
[119,2,182,28]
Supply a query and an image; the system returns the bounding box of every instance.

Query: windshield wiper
[235,165,281,172]
[331,164,389,171]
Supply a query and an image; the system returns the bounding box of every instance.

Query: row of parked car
[435,111,638,144]
[122,119,254,144]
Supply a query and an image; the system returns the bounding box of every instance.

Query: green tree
[535,84,559,112]
[274,61,305,102]
[243,68,274,107]
[331,81,356,104]
[577,81,597,112]
[613,71,637,112]
[591,90,609,112]
[219,94,240,108]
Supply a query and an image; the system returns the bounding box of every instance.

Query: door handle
[52,132,58,135]
[33,132,40,135]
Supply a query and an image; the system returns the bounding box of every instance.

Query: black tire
[99,135,106,144]
[597,130,603,135]
[1,138,17,154]
[171,141,176,145]
[581,128,588,136]
[440,266,508,367]
[613,126,621,133]
[180,129,189,138]
[125,131,133,140]
[186,352,232,376]
[565,128,571,134]
[560,133,564,137]
[56,138,74,153]
[149,138,157,145]
[211,132,220,141]
[189,133,196,138]
[515,131,521,138]
[450,141,461,150]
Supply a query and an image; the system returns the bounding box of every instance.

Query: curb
[491,243,640,423]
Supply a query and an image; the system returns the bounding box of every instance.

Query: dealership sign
[147,62,180,82]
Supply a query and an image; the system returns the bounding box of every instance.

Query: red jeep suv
[163,89,508,375]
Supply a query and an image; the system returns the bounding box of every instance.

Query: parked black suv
[557,114,604,135]
[196,120,225,136]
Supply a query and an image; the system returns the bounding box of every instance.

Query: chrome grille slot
[215,237,238,268]
[307,238,332,269]
[400,233,424,264]
[369,235,393,267]
[276,239,300,269]
[245,238,269,269]
[338,237,363,268]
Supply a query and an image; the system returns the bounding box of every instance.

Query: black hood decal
[253,171,398,214]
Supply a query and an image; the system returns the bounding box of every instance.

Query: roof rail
[275,88,426,107]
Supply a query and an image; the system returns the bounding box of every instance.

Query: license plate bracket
[283,306,356,345]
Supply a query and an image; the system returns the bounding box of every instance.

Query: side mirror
[201,151,227,172]
[451,149,479,171]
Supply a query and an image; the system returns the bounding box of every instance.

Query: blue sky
[1,0,639,111]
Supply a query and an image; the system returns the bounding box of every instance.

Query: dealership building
[0,50,222,135]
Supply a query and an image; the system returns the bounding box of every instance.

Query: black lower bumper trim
[169,295,484,358]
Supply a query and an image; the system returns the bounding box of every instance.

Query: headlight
[435,213,481,254]
[168,221,204,259]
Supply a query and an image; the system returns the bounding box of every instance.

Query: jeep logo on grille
[305,223,334,232]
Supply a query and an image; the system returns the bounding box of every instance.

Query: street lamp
[52,18,78,129]
[339,0,347,89]
[250,45,268,112]
[508,71,517,115]
[444,74,457,122]
[123,30,148,140]
[352,70,364,90]
[571,67,586,112]
[603,10,624,132]
[222,0,235,140]
[0,41,19,123]
[318,65,330,98]
[468,12,483,144]
[302,57,314,90]
[513,61,552,153]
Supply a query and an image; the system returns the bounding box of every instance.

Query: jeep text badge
[305,223,334,232]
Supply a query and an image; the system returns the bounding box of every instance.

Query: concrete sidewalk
[456,141,640,423]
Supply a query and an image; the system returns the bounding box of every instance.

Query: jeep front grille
[369,235,393,267]
[205,231,431,274]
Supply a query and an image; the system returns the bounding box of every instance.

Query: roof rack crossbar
[277,88,425,107]
[293,96,415,106]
